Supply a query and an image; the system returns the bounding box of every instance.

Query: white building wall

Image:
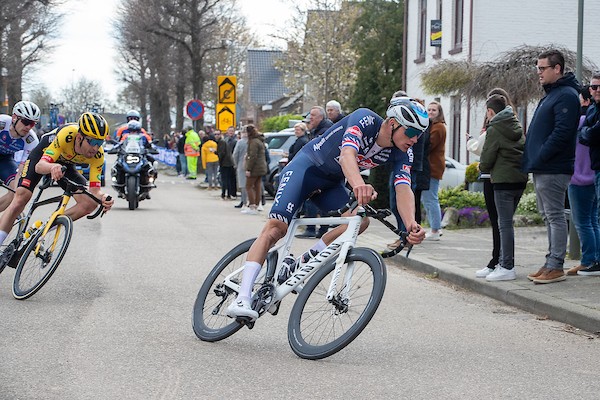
[405,0,600,165]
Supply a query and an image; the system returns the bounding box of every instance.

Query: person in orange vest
[115,110,147,141]
[184,126,201,179]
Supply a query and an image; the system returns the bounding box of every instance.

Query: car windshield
[266,136,289,149]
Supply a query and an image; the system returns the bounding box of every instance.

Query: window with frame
[450,0,464,54]
[415,0,427,63]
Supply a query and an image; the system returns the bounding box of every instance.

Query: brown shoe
[567,265,586,275]
[527,267,548,281]
[532,269,566,284]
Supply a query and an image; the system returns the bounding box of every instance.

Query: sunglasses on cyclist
[392,122,423,139]
[84,137,105,147]
[590,85,600,91]
[19,117,36,127]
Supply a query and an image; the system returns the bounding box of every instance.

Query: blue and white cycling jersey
[300,108,413,186]
[269,108,414,224]
[0,114,40,184]
[0,114,39,163]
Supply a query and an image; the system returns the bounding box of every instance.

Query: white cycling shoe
[226,298,259,320]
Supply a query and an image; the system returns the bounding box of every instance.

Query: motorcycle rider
[0,101,41,211]
[110,120,158,199]
[114,110,147,142]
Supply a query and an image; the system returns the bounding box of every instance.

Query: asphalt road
[1,164,600,399]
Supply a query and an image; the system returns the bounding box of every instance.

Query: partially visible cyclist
[114,110,147,142]
[227,97,430,320]
[0,101,41,211]
[0,112,114,248]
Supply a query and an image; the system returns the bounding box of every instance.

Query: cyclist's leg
[62,166,97,221]
[0,157,19,212]
[311,184,370,246]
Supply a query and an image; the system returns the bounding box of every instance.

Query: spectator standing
[201,134,219,190]
[524,49,581,284]
[176,131,188,177]
[243,125,268,215]
[184,126,200,180]
[326,100,346,123]
[215,131,236,200]
[288,122,309,162]
[576,73,600,276]
[297,106,334,238]
[478,94,527,281]
[469,87,517,277]
[233,128,249,208]
[422,101,446,241]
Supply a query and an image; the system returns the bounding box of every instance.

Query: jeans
[483,179,500,267]
[494,188,524,270]
[533,173,571,270]
[569,183,600,267]
[422,178,441,231]
[205,162,219,188]
[178,154,188,176]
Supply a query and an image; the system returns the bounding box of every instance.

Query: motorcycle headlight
[126,155,140,163]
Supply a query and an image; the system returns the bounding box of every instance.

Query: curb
[387,254,600,335]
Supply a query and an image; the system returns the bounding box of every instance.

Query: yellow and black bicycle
[0,168,108,300]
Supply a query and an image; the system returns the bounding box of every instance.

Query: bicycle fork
[34,195,70,257]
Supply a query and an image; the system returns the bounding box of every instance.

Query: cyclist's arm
[35,157,64,181]
[89,185,114,212]
[339,146,376,205]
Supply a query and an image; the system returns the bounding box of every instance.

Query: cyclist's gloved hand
[406,222,425,245]
[353,183,377,206]
[101,193,114,212]
[49,164,65,181]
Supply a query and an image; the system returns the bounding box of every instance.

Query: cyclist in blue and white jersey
[0,101,41,211]
[227,97,430,320]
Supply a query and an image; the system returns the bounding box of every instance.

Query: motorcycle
[108,134,159,210]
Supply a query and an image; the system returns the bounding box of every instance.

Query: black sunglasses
[591,85,600,91]
[19,117,36,127]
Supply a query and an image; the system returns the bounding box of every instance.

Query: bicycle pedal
[236,316,256,329]
[267,301,281,315]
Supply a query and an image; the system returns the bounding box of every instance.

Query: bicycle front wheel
[192,238,256,342]
[287,248,386,360]
[12,215,73,300]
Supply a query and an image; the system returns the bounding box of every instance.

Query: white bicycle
[192,195,411,360]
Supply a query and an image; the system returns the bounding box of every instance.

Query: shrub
[260,114,303,132]
[439,186,486,209]
[465,162,480,183]
[517,191,538,214]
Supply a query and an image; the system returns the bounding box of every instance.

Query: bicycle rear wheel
[287,248,386,360]
[12,215,73,300]
[192,238,256,342]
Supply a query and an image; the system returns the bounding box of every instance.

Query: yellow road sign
[216,104,236,131]
[218,76,236,104]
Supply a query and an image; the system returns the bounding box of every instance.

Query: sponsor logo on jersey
[358,114,375,129]
[0,121,6,130]
[25,135,34,144]
[402,164,411,174]
[346,125,363,139]
[21,178,31,188]
[356,155,378,169]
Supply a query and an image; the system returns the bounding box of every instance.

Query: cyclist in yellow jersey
[0,112,114,248]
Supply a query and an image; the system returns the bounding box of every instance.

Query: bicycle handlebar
[49,166,110,219]
[328,193,412,258]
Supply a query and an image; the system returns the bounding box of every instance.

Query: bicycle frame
[221,211,366,311]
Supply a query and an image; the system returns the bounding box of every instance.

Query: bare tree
[0,0,62,107]
[59,77,104,120]
[276,0,360,108]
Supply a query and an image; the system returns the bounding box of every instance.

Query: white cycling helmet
[13,100,41,122]
[126,110,141,121]
[386,97,429,136]
[127,120,142,131]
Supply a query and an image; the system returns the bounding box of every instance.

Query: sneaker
[485,266,516,281]
[475,266,495,278]
[425,231,441,241]
[226,298,258,320]
[577,262,600,276]
[257,204,264,211]
[532,269,566,284]
[527,267,548,281]
[567,265,586,275]
[242,208,258,215]
[234,202,244,209]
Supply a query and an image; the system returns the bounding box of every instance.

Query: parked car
[440,156,466,189]
[263,129,296,197]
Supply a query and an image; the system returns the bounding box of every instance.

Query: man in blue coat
[523,49,581,284]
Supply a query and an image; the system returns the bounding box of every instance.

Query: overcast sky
[29,0,296,106]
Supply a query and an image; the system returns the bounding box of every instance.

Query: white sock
[237,261,262,300]
[311,239,326,253]
[0,231,8,247]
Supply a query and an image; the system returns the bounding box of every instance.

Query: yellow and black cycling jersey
[40,124,105,187]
